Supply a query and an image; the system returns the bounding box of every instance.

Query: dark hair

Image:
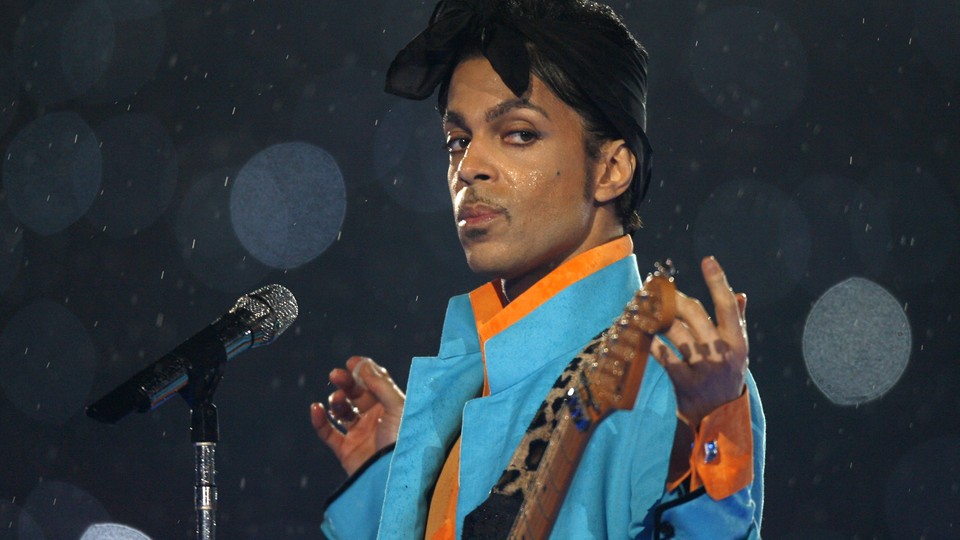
[437,1,645,232]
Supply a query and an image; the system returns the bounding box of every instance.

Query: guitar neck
[463,273,675,540]
[509,404,592,539]
[510,329,658,539]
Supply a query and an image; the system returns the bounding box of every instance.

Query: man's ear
[592,139,636,204]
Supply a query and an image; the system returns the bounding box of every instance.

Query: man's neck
[498,231,628,304]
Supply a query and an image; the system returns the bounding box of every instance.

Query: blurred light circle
[291,67,388,186]
[2,112,102,235]
[176,167,271,294]
[914,0,960,80]
[0,300,98,424]
[794,174,890,295]
[78,3,165,104]
[374,100,451,213]
[22,481,110,540]
[81,523,152,539]
[0,501,43,539]
[0,208,24,295]
[688,6,807,123]
[866,162,960,288]
[802,277,910,405]
[13,0,115,105]
[61,0,116,97]
[0,51,19,139]
[86,113,177,238]
[230,142,346,269]
[693,178,810,307]
[885,436,960,538]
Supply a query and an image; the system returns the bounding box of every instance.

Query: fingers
[673,292,716,345]
[659,258,748,366]
[352,357,405,415]
[329,357,378,413]
[327,356,405,419]
[700,256,747,351]
[310,402,343,447]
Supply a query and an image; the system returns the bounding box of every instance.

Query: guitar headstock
[585,262,677,416]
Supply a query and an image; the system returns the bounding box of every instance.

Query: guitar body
[463,268,676,539]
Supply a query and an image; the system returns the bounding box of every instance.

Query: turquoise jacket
[322,254,765,539]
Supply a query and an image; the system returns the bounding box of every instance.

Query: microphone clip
[180,326,228,444]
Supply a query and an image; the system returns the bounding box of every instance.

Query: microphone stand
[182,338,228,540]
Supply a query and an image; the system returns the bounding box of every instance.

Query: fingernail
[703,256,719,275]
[352,357,374,390]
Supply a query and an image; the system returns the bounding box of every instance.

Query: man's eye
[505,130,539,144]
[445,137,469,152]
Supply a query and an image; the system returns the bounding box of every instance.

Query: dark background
[1,0,958,538]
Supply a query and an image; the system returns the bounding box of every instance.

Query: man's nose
[455,143,493,186]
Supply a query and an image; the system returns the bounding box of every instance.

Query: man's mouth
[456,203,507,229]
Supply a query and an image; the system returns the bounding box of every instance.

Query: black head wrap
[385,0,654,209]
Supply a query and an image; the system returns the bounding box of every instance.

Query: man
[311,1,764,538]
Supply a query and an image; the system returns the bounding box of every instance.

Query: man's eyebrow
[442,98,551,130]
[442,110,467,130]
[485,98,550,123]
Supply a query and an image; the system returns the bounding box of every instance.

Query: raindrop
[374,99,450,213]
[230,142,346,269]
[866,162,960,288]
[22,481,110,540]
[0,300,98,424]
[85,113,177,238]
[0,51,19,139]
[687,6,808,123]
[794,174,890,295]
[376,2,438,62]
[2,111,102,235]
[61,0,116,97]
[78,0,166,104]
[290,67,388,186]
[693,178,810,307]
[914,0,960,80]
[0,501,43,539]
[175,167,271,293]
[885,436,960,538]
[802,277,910,405]
[14,0,115,105]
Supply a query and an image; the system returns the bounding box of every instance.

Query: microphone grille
[233,284,299,346]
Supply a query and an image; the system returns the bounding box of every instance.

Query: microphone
[86,284,299,424]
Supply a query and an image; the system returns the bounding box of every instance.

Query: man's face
[443,57,609,295]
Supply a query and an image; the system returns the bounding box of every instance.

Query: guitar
[462,265,677,539]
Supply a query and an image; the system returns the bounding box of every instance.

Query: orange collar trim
[469,235,634,356]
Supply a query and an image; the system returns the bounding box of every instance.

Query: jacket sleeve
[648,371,765,540]
[321,445,394,539]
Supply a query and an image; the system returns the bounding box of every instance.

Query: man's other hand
[310,356,405,475]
